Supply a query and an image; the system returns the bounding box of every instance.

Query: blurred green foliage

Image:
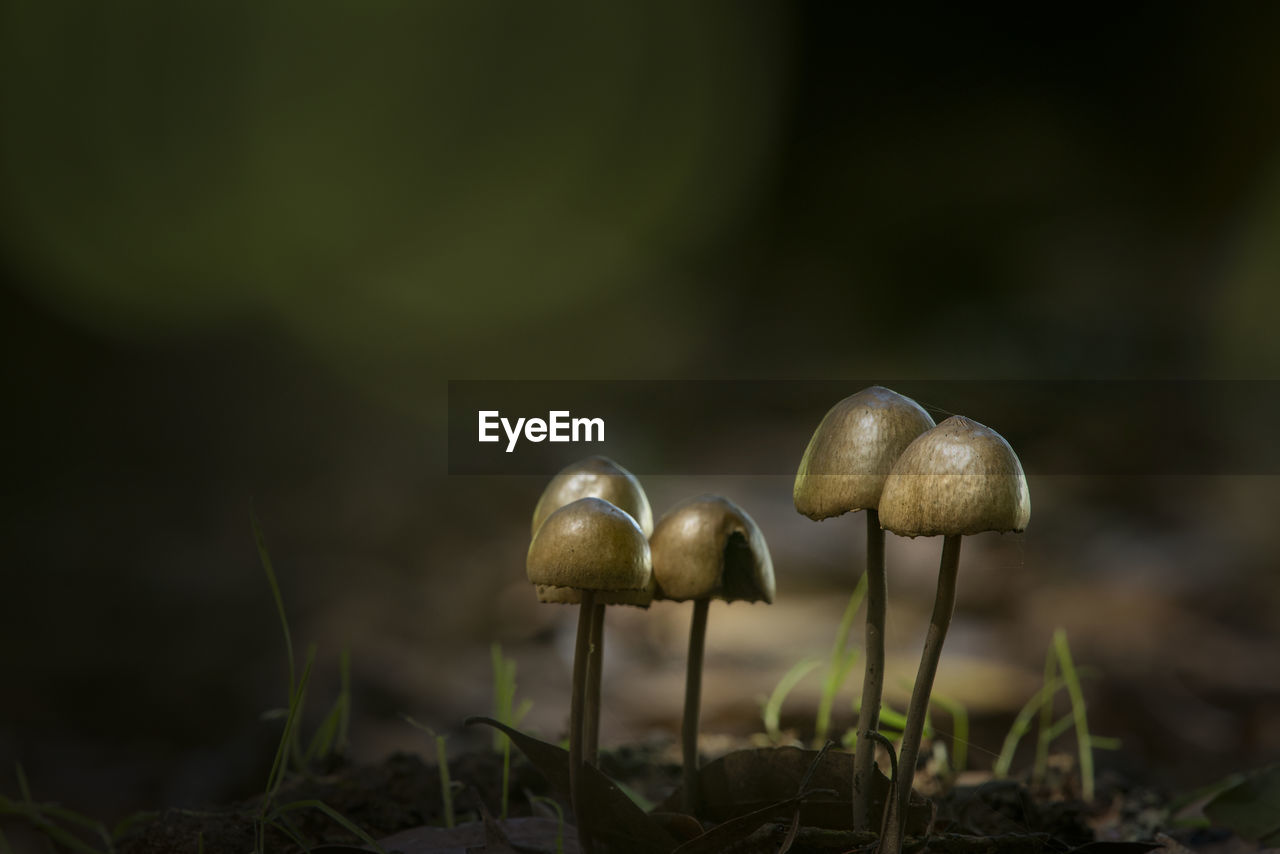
[4,4,1280,381]
[0,2,784,374]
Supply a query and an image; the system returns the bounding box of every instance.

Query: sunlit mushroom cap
[793,386,936,520]
[650,494,775,604]
[878,416,1031,537]
[531,456,653,537]
[526,497,653,602]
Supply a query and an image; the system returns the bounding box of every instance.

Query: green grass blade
[489,642,526,818]
[1053,628,1095,801]
[876,704,908,731]
[815,574,867,744]
[610,776,656,813]
[512,698,533,728]
[3,769,119,854]
[876,700,931,739]
[762,659,820,742]
[264,815,311,853]
[1034,632,1061,784]
[263,648,316,811]
[252,512,295,696]
[930,692,969,774]
[437,735,455,828]
[403,717,455,828]
[287,645,317,773]
[304,696,344,765]
[303,649,352,765]
[815,648,860,748]
[994,676,1065,779]
[25,821,103,854]
[527,794,565,854]
[1044,713,1075,741]
[0,798,108,854]
[28,804,113,852]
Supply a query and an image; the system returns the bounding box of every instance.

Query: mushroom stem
[852,509,887,831]
[584,602,605,766]
[879,534,961,854]
[681,597,710,815]
[570,591,597,854]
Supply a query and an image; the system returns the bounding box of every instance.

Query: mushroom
[793,386,935,830]
[527,496,653,852]
[531,456,653,764]
[649,494,775,815]
[875,415,1030,854]
[532,455,653,537]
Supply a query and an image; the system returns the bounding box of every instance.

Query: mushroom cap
[649,494,775,604]
[793,386,936,520]
[878,415,1031,537]
[526,497,653,593]
[531,455,653,537]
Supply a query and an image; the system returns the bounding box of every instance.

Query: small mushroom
[793,386,934,830]
[532,455,653,537]
[875,415,1030,854]
[527,496,652,852]
[649,494,775,815]
[531,456,654,764]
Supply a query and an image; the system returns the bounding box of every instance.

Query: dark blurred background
[3,1,1280,824]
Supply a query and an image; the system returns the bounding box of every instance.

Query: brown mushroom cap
[526,497,653,595]
[531,456,654,537]
[878,415,1031,537]
[793,386,936,520]
[650,494,775,604]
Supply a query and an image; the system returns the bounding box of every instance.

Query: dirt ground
[102,737,1273,854]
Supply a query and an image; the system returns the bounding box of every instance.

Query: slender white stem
[681,598,710,815]
[853,510,886,830]
[880,534,961,854]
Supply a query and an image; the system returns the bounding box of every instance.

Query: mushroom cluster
[525,458,776,850]
[795,389,1029,851]
[529,456,654,766]
[527,457,655,853]
[514,399,1028,854]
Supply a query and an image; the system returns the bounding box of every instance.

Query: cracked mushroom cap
[793,386,936,520]
[526,497,654,606]
[650,494,775,604]
[531,456,653,537]
[878,415,1031,537]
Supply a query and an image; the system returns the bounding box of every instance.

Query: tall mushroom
[649,494,775,815]
[793,386,935,830]
[531,456,653,764]
[527,497,653,853]
[876,415,1030,854]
